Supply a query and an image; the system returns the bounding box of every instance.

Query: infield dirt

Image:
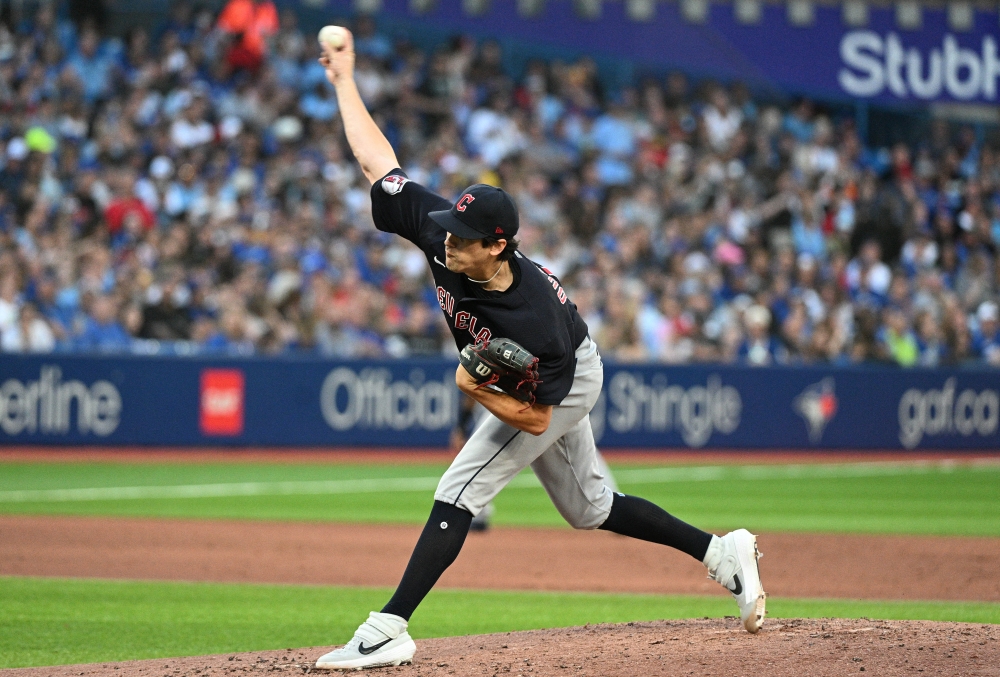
[2,515,998,601]
[2,618,998,677]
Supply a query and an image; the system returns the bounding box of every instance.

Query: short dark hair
[482,236,520,262]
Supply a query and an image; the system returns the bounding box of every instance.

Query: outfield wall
[0,355,997,450]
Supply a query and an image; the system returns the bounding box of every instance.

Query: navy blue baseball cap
[428,184,519,240]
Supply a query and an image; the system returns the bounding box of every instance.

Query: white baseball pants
[434,336,614,529]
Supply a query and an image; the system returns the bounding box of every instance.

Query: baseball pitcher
[314,28,766,671]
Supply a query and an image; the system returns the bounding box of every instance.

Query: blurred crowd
[1,1,999,367]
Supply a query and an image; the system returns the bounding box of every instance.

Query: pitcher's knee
[562,502,612,530]
[567,513,603,530]
[560,486,614,530]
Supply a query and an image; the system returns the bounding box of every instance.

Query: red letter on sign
[455,194,475,212]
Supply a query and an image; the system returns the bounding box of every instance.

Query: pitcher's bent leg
[435,402,598,516]
[530,414,614,530]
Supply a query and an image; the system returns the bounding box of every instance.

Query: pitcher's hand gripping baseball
[459,338,541,405]
[318,26,354,86]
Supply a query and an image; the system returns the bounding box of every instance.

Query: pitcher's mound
[3,618,997,677]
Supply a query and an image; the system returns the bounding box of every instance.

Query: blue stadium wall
[310,0,1000,107]
[1,355,997,450]
[106,0,1000,107]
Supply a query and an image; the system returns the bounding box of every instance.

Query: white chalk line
[0,459,996,504]
[0,477,442,503]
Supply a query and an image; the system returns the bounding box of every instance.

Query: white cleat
[708,529,767,633]
[315,611,416,670]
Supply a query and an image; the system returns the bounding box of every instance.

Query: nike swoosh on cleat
[729,573,743,595]
[358,639,392,655]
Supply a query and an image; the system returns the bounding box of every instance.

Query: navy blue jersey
[370,169,590,406]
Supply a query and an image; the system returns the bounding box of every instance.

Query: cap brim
[428,209,487,240]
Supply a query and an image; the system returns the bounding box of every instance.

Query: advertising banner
[592,363,999,450]
[319,0,1000,105]
[1,355,997,450]
[0,356,457,447]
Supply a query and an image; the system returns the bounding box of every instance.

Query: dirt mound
[3,619,997,677]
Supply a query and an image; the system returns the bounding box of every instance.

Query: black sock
[381,501,473,620]
[598,493,713,562]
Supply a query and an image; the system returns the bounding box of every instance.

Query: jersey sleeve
[369,169,451,249]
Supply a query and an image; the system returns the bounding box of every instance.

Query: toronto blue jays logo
[794,378,838,443]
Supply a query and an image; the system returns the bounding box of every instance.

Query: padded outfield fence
[0,354,997,450]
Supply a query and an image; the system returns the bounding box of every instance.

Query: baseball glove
[459,338,541,405]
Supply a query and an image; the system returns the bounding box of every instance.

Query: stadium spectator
[877,306,919,367]
[102,170,153,236]
[973,301,1000,366]
[63,26,113,102]
[702,87,742,153]
[216,0,278,73]
[739,305,785,366]
[76,294,131,352]
[1,302,56,353]
[0,273,22,333]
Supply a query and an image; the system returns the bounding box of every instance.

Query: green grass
[1,460,999,536]
[1,576,997,669]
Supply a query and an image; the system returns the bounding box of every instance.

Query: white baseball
[318,25,347,50]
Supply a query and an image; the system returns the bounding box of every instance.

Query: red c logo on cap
[455,194,475,212]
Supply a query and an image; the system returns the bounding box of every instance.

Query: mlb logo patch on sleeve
[381,175,409,195]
